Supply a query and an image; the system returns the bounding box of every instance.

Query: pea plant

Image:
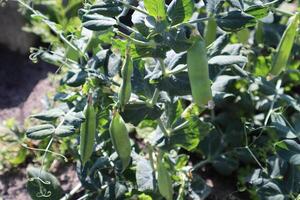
[14,0,300,199]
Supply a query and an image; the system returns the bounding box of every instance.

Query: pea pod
[204,15,217,46]
[270,14,299,77]
[109,111,131,171]
[157,152,173,200]
[80,97,96,166]
[187,32,213,107]
[118,50,133,109]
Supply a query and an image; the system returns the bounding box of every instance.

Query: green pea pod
[187,33,213,107]
[270,14,299,77]
[109,111,131,171]
[118,50,133,110]
[157,152,173,200]
[80,97,96,166]
[204,15,217,46]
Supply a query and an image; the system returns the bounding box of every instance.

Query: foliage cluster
[8,0,300,199]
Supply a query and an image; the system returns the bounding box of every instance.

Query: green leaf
[87,1,123,17]
[31,108,65,121]
[270,113,297,139]
[189,175,211,199]
[63,70,88,87]
[217,11,256,32]
[168,117,202,151]
[208,55,248,66]
[120,102,163,126]
[26,124,55,140]
[205,0,223,14]
[144,0,167,21]
[136,157,155,192]
[27,167,63,200]
[167,0,194,25]
[275,140,300,165]
[55,125,76,137]
[82,14,116,31]
[245,5,269,20]
[226,0,243,10]
[199,129,223,159]
[212,154,239,176]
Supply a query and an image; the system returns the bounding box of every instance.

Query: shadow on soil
[0,44,56,109]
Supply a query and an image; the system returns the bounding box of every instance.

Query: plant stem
[16,0,88,61]
[41,137,54,170]
[157,118,170,137]
[158,58,167,77]
[275,8,294,17]
[116,31,156,47]
[60,183,82,200]
[245,146,267,173]
[171,17,210,29]
[116,20,139,34]
[172,121,189,133]
[118,0,149,16]
[192,159,210,172]
[149,89,160,106]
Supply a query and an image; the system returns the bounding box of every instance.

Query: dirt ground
[0,44,56,123]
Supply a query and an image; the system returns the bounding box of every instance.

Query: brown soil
[0,44,56,124]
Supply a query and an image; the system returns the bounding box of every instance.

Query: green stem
[192,159,210,172]
[172,121,189,133]
[157,118,170,137]
[171,17,210,29]
[41,137,54,171]
[274,8,295,17]
[158,58,167,77]
[245,146,267,173]
[118,0,149,16]
[116,31,156,47]
[116,20,139,34]
[60,183,82,200]
[149,89,160,106]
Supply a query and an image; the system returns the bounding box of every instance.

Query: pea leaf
[27,167,63,200]
[245,5,269,20]
[167,0,194,25]
[212,154,239,176]
[31,108,65,121]
[87,1,123,17]
[136,157,155,192]
[208,55,248,66]
[144,0,167,21]
[26,124,55,140]
[217,10,256,32]
[275,140,300,165]
[120,102,163,126]
[55,125,76,137]
[82,14,116,31]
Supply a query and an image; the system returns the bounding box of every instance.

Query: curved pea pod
[118,51,133,110]
[80,98,96,166]
[270,14,299,77]
[157,153,173,200]
[187,33,213,107]
[204,15,217,46]
[109,111,131,171]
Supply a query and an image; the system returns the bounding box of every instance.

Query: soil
[0,44,56,124]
